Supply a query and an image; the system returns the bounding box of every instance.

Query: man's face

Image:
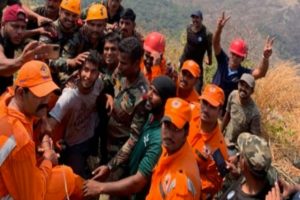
[191,15,202,28]
[59,8,78,30]
[228,52,244,70]
[79,61,99,89]
[103,41,119,65]
[118,52,138,78]
[86,20,106,41]
[119,18,134,38]
[45,0,61,14]
[161,121,186,154]
[238,80,253,99]
[200,100,220,124]
[22,89,50,118]
[108,0,121,12]
[179,70,197,91]
[143,50,154,70]
[145,85,162,111]
[3,20,27,45]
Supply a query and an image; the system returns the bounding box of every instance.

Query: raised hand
[263,35,275,59]
[217,12,231,30]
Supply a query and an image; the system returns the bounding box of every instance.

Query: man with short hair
[177,60,200,104]
[92,37,149,183]
[146,97,201,200]
[102,31,121,77]
[40,0,81,86]
[105,0,124,25]
[0,60,83,199]
[188,84,229,199]
[180,10,212,93]
[34,0,61,21]
[83,76,177,200]
[221,133,273,200]
[119,8,143,42]
[222,73,261,147]
[45,50,105,178]
[212,12,274,113]
[0,4,47,95]
[56,3,108,87]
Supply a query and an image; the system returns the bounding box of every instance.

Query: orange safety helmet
[229,38,248,58]
[144,32,166,54]
[86,3,108,21]
[60,0,81,15]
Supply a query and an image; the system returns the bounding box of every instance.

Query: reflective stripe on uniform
[1,194,13,200]
[0,135,16,166]
[187,177,196,197]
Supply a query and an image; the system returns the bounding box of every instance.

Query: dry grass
[253,61,300,182]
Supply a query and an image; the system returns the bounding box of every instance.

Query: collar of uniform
[177,87,200,104]
[158,141,190,170]
[199,123,221,142]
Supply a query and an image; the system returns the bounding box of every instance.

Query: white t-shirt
[50,79,103,146]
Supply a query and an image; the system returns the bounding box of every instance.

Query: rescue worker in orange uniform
[0,60,83,200]
[140,32,167,83]
[146,97,201,200]
[188,84,229,199]
[177,60,200,104]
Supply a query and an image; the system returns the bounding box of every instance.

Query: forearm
[108,136,136,169]
[253,56,269,79]
[22,4,40,20]
[23,28,41,38]
[101,172,147,196]
[213,27,223,55]
[221,112,230,132]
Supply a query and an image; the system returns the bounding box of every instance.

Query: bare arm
[0,41,42,76]
[213,12,230,56]
[21,4,52,26]
[221,111,230,133]
[252,36,275,79]
[83,171,148,197]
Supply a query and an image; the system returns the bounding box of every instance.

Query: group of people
[0,0,299,200]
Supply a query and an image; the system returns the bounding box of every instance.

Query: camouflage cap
[237,132,272,174]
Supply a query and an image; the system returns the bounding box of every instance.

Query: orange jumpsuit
[146,142,201,200]
[0,92,83,200]
[177,88,199,104]
[188,109,228,199]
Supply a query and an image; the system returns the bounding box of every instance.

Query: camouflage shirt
[40,20,79,87]
[106,72,149,169]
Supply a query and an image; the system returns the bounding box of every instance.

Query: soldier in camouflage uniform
[39,0,81,87]
[59,3,108,85]
[221,133,274,200]
[118,8,143,43]
[92,37,149,193]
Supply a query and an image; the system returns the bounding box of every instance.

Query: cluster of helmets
[60,0,108,20]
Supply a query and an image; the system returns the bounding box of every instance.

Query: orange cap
[181,60,201,78]
[162,98,192,129]
[200,84,224,107]
[15,61,59,97]
[86,3,107,21]
[60,0,81,15]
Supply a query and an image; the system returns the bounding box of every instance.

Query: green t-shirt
[128,114,162,200]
